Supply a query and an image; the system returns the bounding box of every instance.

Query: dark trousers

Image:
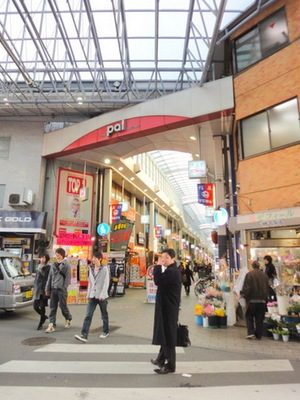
[156,345,176,370]
[49,288,72,326]
[81,297,109,338]
[33,297,47,321]
[245,302,266,339]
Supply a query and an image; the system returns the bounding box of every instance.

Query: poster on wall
[55,168,94,240]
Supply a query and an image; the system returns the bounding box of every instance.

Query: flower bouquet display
[194,304,204,325]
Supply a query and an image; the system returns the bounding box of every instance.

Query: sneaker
[99,332,109,339]
[64,320,71,328]
[74,334,87,343]
[45,323,55,333]
[246,334,255,340]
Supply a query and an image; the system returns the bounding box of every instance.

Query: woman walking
[181,263,194,295]
[33,253,51,330]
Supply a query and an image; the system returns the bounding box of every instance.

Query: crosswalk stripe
[0,384,299,400]
[0,359,293,375]
[34,343,185,353]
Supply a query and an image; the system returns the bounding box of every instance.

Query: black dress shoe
[154,366,175,374]
[150,359,160,366]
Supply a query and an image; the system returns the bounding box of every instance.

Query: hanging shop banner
[55,168,94,237]
[110,221,134,251]
[154,225,163,238]
[188,160,207,179]
[197,183,214,206]
[111,203,123,223]
[0,211,47,233]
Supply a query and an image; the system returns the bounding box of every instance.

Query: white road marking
[0,384,299,400]
[0,359,293,374]
[34,343,185,353]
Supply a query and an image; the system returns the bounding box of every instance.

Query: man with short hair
[151,248,182,374]
[241,261,269,340]
[75,251,110,342]
[45,247,72,333]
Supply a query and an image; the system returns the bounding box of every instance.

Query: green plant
[287,302,300,315]
[278,330,289,335]
[268,328,281,334]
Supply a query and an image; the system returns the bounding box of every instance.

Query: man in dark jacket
[151,248,181,374]
[45,247,72,333]
[241,261,269,340]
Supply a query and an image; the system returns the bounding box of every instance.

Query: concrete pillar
[149,202,155,252]
[102,168,112,224]
[213,135,227,259]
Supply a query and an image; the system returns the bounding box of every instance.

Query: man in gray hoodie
[74,251,110,342]
[45,247,72,333]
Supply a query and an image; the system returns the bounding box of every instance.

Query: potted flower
[267,301,275,313]
[287,302,300,316]
[268,327,281,341]
[279,329,290,342]
[194,304,204,325]
[214,307,227,328]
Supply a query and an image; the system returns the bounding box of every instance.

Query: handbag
[176,323,191,347]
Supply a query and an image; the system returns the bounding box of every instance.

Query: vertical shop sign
[197,183,214,206]
[154,225,163,238]
[111,203,123,222]
[55,168,94,237]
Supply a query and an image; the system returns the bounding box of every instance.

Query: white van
[0,250,34,311]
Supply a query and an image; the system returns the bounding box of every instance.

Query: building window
[0,137,11,159]
[0,184,5,208]
[235,8,288,72]
[239,98,300,159]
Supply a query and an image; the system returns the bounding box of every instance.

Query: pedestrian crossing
[0,342,299,400]
[1,384,300,400]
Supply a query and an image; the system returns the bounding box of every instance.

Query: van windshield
[1,257,25,278]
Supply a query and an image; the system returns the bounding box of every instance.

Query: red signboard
[56,232,92,246]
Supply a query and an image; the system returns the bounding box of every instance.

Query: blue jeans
[81,297,109,338]
[49,288,72,326]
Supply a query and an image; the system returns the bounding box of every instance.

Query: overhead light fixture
[104,158,111,164]
[118,166,124,171]
[190,136,197,141]
[130,177,135,181]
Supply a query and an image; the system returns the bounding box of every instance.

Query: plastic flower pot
[195,315,203,325]
[203,317,209,328]
[273,333,280,340]
[282,334,289,342]
[218,316,227,328]
[208,316,218,329]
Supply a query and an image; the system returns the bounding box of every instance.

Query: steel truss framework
[0,0,273,119]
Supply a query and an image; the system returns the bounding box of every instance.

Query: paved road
[0,288,300,399]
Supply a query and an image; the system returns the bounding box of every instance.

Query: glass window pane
[0,137,11,159]
[0,184,5,208]
[241,113,270,157]
[269,99,300,148]
[235,27,261,72]
[260,8,288,57]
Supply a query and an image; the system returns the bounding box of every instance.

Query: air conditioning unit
[8,193,20,205]
[8,188,34,207]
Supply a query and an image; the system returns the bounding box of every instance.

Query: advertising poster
[110,221,134,251]
[197,183,214,206]
[55,168,94,240]
[146,264,157,303]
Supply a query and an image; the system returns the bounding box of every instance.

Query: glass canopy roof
[0,0,269,253]
[0,0,259,119]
